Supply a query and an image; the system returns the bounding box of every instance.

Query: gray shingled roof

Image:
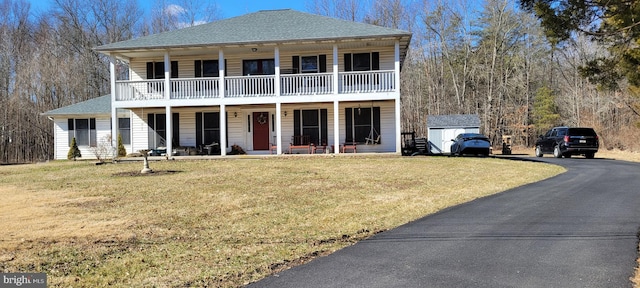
[95,9,411,51]
[42,95,111,117]
[428,114,480,128]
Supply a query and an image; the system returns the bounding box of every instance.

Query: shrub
[67,137,81,161]
[117,134,127,157]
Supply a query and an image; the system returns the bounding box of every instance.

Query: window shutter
[373,107,381,144]
[171,61,179,78]
[224,59,228,76]
[292,56,299,74]
[294,110,301,137]
[68,119,74,147]
[148,114,155,149]
[372,52,380,70]
[173,113,180,147]
[319,55,327,73]
[196,112,202,147]
[321,109,328,144]
[345,108,353,142]
[194,60,202,77]
[146,62,154,79]
[344,53,352,72]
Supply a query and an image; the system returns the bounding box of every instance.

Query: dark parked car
[535,127,599,158]
[451,133,491,156]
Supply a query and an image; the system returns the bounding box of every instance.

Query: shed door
[442,129,465,153]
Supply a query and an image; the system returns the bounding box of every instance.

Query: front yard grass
[0,155,563,287]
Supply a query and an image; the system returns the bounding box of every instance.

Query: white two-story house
[44,9,412,159]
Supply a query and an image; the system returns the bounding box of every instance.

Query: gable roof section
[42,95,111,117]
[428,114,480,129]
[95,9,411,53]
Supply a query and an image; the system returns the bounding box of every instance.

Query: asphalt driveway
[248,157,640,287]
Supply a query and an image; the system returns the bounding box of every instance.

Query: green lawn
[0,155,563,287]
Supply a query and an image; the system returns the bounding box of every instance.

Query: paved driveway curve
[248,157,640,288]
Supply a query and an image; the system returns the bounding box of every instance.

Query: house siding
[128,47,395,81]
[52,117,112,160]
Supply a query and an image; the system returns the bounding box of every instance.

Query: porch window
[118,117,131,145]
[345,107,381,144]
[243,59,275,75]
[293,109,328,146]
[292,55,327,73]
[344,52,379,72]
[68,118,97,147]
[147,114,166,149]
[196,112,228,148]
[146,61,178,79]
[194,60,228,77]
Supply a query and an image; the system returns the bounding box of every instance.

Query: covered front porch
[120,100,400,157]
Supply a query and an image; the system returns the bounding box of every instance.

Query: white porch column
[109,55,118,151]
[219,49,225,98]
[394,41,401,154]
[333,100,340,154]
[333,45,339,95]
[220,104,227,156]
[333,45,340,154]
[276,102,282,154]
[165,106,172,157]
[164,52,171,100]
[274,47,280,96]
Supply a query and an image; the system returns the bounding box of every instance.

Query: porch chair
[289,135,312,154]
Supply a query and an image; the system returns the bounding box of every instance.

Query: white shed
[427,114,480,153]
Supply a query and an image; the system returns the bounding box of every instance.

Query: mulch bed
[112,170,181,177]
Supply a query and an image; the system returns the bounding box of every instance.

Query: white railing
[115,79,165,101]
[225,75,275,97]
[339,70,395,93]
[114,71,396,101]
[170,77,220,99]
[281,73,333,95]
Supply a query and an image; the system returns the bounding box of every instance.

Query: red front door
[253,112,270,150]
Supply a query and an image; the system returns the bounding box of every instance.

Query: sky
[27,0,308,19]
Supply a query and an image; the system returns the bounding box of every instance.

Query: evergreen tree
[532,86,560,132]
[117,134,127,157]
[67,137,82,161]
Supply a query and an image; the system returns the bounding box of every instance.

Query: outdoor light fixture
[234,112,238,117]
[284,111,287,117]
[251,48,258,52]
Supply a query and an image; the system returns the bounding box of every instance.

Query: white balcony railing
[170,78,220,99]
[226,75,275,97]
[115,79,165,101]
[281,73,333,95]
[339,70,395,93]
[114,71,395,101]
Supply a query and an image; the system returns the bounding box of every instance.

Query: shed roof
[42,95,111,117]
[427,114,480,128]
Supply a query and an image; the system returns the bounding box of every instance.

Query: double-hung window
[68,118,97,147]
[293,109,328,146]
[118,118,131,145]
[146,61,178,92]
[345,107,381,144]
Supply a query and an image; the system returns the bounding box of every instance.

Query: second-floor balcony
[114,70,396,101]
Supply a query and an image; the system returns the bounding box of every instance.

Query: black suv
[535,127,599,158]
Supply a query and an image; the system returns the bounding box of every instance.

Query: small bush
[67,137,81,161]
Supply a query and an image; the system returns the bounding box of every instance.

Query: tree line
[1,0,637,163]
